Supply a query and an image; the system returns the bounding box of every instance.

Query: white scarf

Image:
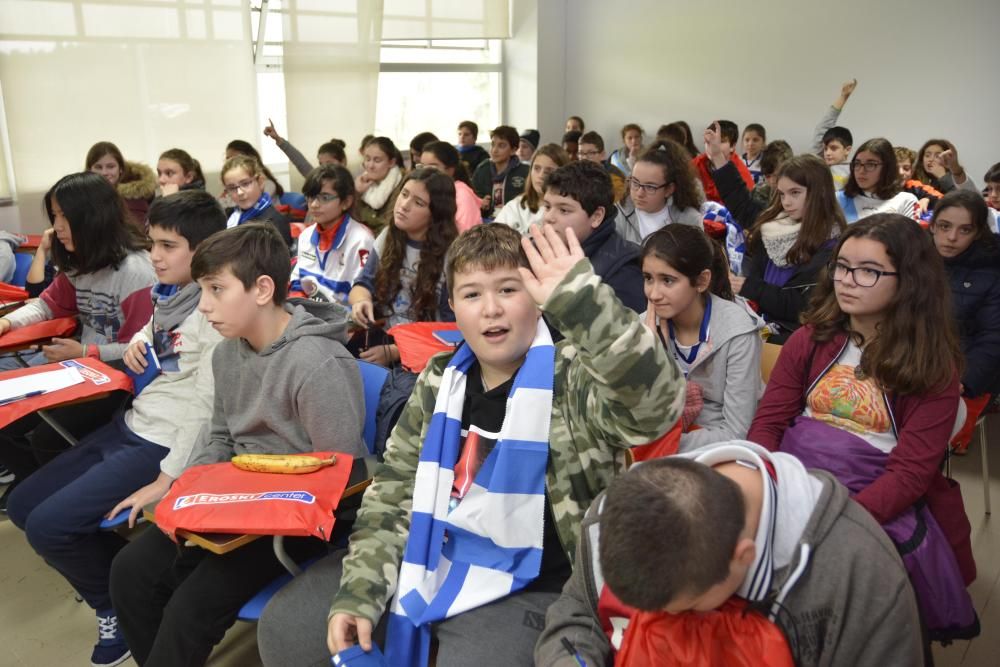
[362,166,403,210]
[759,215,801,268]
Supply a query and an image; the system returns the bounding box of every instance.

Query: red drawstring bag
[154,452,354,542]
[615,598,794,667]
[0,316,77,347]
[630,421,682,462]
[387,321,460,373]
[0,282,29,303]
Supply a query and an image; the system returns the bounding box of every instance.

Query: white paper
[0,367,85,403]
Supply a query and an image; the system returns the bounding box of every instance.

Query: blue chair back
[279,192,308,211]
[356,360,389,455]
[11,253,32,287]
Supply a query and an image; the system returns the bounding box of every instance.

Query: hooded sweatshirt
[534,441,923,667]
[0,231,26,283]
[614,195,702,245]
[644,295,763,451]
[186,299,366,470]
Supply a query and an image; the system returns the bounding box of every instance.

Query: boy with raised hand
[254,223,684,667]
[535,441,923,667]
[811,79,858,191]
[108,222,367,667]
[6,190,226,667]
[692,119,756,203]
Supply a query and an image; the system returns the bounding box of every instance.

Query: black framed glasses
[850,160,882,173]
[628,177,667,194]
[831,261,899,287]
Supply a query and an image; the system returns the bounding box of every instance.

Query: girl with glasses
[614,139,704,245]
[730,154,846,344]
[838,138,919,222]
[290,164,374,304]
[930,190,1000,453]
[220,155,292,247]
[748,214,978,646]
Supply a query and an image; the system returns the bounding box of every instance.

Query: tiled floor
[2,423,999,666]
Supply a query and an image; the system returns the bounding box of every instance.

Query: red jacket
[692,153,755,203]
[748,326,976,584]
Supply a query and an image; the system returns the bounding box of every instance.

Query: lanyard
[311,214,347,271]
[665,297,712,374]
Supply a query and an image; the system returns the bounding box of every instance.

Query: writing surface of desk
[144,455,379,556]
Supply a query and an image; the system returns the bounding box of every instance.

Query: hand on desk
[0,319,10,336]
[108,472,173,529]
[329,613,374,654]
[41,337,83,362]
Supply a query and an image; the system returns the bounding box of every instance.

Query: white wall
[555,0,999,182]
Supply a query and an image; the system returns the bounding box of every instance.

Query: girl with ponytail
[642,224,762,451]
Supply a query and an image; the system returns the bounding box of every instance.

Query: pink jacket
[455,180,483,232]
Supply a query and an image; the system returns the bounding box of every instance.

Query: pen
[560,637,587,667]
[0,389,45,407]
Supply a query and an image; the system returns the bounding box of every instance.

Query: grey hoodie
[644,294,764,452]
[614,196,703,245]
[535,449,923,667]
[186,299,366,470]
[0,230,26,283]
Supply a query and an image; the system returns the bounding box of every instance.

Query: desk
[15,235,42,254]
[145,455,379,556]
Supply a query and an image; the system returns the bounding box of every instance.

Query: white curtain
[280,0,383,187]
[0,0,259,231]
[382,0,510,39]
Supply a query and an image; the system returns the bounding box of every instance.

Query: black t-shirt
[452,362,572,593]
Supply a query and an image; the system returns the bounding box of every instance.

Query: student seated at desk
[108,223,366,667]
[0,172,154,499]
[5,191,226,667]
[347,169,459,367]
[254,223,685,667]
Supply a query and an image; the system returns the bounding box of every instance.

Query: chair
[236,360,388,622]
[760,342,783,384]
[10,253,32,288]
[973,416,991,515]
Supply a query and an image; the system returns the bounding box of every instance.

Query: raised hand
[703,122,727,168]
[263,118,283,144]
[834,78,858,110]
[519,224,586,307]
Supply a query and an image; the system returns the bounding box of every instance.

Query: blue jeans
[6,413,168,610]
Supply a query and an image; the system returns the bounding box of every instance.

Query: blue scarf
[385,318,555,667]
[238,191,273,224]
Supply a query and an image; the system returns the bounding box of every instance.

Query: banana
[231,453,337,474]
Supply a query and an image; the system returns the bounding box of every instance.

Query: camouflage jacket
[330,259,686,623]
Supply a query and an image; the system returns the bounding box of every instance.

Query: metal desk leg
[273,535,303,576]
[36,409,78,447]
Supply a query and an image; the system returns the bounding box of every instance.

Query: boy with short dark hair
[561,130,581,161]
[254,223,684,666]
[471,125,530,218]
[578,131,627,202]
[542,161,644,312]
[457,120,489,175]
[811,79,858,190]
[692,119,756,203]
[108,222,367,667]
[536,442,923,666]
[6,190,227,667]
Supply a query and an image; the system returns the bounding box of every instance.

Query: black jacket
[943,240,1000,397]
[581,213,645,313]
[739,235,835,344]
[712,160,766,230]
[248,204,293,248]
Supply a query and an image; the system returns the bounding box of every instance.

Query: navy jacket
[581,213,645,313]
[943,240,1000,397]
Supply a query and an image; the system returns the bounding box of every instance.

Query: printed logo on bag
[173,490,316,510]
[59,359,110,385]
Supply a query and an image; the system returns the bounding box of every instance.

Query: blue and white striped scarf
[238,191,273,224]
[385,318,555,667]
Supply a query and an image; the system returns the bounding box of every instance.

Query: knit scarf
[385,318,555,667]
[236,191,273,225]
[759,216,802,268]
[149,282,202,370]
[362,166,403,211]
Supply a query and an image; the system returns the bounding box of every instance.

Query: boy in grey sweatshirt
[535,441,923,667]
[109,223,367,667]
